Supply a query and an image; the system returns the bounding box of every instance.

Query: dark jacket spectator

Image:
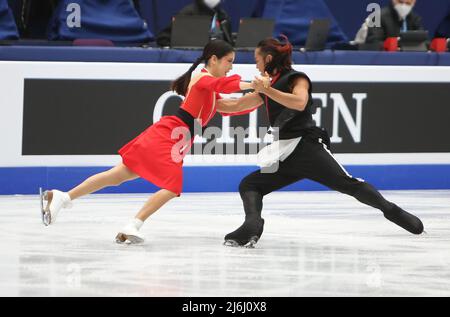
[366,0,424,43]
[435,12,450,38]
[156,0,232,47]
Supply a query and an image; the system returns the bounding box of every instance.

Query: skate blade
[115,233,144,245]
[223,240,241,247]
[39,188,51,226]
[244,237,259,249]
[223,237,259,249]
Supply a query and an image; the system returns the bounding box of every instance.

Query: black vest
[262,69,316,140]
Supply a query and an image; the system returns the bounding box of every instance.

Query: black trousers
[239,137,394,213]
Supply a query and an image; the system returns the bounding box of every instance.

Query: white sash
[257,136,302,168]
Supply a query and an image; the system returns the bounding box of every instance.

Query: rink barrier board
[1,165,449,195]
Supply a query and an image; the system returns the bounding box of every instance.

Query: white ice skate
[39,188,72,226]
[115,224,145,245]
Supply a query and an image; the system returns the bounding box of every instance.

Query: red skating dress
[118,70,242,195]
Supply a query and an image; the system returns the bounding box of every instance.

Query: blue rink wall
[1,165,450,195]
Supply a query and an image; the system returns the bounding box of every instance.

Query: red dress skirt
[118,116,192,196]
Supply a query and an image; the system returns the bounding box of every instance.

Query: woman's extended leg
[42,163,138,225]
[68,163,139,200]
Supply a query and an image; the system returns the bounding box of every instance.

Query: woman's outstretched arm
[216,92,264,114]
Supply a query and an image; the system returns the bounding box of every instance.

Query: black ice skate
[383,204,424,234]
[224,218,265,248]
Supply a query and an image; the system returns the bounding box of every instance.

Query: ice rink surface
[1,190,449,297]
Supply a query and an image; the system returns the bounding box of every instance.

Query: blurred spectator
[156,0,233,47]
[7,1,143,40]
[8,0,57,39]
[261,0,348,47]
[0,0,19,39]
[363,0,424,43]
[435,12,450,38]
[250,0,266,18]
[48,0,152,44]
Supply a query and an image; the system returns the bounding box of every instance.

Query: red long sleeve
[195,74,242,94]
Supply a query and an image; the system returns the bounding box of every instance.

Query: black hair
[171,39,235,96]
[257,35,293,75]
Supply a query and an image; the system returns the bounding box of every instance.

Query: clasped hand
[251,72,271,93]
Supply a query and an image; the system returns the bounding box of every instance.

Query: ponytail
[171,56,204,96]
[171,39,235,96]
[276,35,293,54]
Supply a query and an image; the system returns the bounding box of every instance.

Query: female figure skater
[40,40,255,244]
[221,37,424,247]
